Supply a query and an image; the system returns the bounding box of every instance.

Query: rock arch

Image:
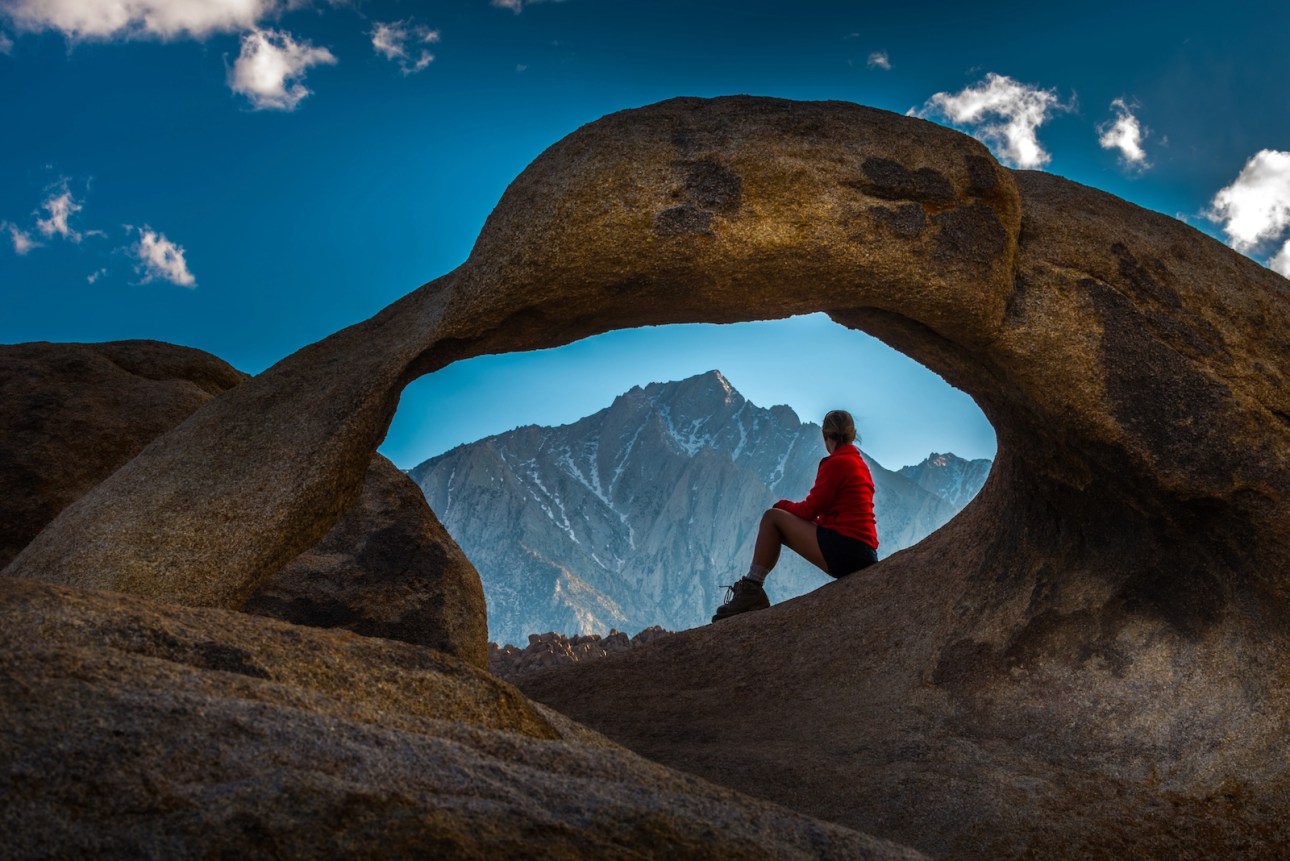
[7,96,1290,855]
[6,96,1035,606]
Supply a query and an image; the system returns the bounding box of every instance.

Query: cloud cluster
[371,19,439,75]
[229,28,335,111]
[1208,149,1290,277]
[867,51,890,71]
[0,0,286,40]
[134,227,197,287]
[918,73,1069,169]
[4,180,199,286]
[2,0,338,110]
[1098,98,1148,168]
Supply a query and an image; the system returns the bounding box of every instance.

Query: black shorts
[816,526,878,578]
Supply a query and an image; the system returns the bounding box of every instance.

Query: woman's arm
[773,458,842,521]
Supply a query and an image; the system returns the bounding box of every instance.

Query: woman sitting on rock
[713,409,879,622]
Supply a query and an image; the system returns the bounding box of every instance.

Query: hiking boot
[712,577,770,622]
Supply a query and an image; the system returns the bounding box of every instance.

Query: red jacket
[773,443,878,549]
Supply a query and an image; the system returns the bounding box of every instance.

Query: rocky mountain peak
[897,451,993,511]
[412,371,987,644]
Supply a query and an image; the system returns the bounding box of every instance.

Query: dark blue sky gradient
[2,0,1286,468]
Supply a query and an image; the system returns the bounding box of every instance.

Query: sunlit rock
[5,96,1288,856]
[0,340,486,666]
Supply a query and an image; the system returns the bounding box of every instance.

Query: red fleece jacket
[773,443,878,549]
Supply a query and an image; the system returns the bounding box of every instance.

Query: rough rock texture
[0,339,487,666]
[0,340,247,570]
[243,456,488,667]
[6,97,1290,857]
[0,576,921,860]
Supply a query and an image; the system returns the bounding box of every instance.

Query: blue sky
[3,0,1287,471]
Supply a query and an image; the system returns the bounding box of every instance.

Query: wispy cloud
[490,0,566,13]
[87,267,107,284]
[35,181,84,241]
[916,73,1070,169]
[1208,149,1290,276]
[0,30,13,53]
[867,51,890,71]
[133,227,196,287]
[371,19,439,75]
[0,0,286,40]
[4,221,40,254]
[1098,98,1149,169]
[228,28,336,110]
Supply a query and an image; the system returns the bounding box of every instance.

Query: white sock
[745,564,770,584]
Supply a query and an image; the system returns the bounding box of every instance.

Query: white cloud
[35,182,84,241]
[867,51,890,71]
[490,0,565,12]
[228,28,335,110]
[133,227,196,287]
[0,30,13,52]
[1098,98,1148,168]
[371,19,438,75]
[0,0,288,41]
[1270,240,1290,278]
[87,267,107,283]
[1208,150,1290,258]
[5,221,40,254]
[918,73,1069,169]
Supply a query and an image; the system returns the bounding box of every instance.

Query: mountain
[410,371,989,644]
[897,453,993,510]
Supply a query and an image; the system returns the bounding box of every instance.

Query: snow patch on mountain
[410,370,991,644]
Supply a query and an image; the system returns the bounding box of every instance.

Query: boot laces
[721,582,738,605]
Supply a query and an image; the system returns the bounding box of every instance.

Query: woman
[712,409,879,622]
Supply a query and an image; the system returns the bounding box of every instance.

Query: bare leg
[751,508,829,574]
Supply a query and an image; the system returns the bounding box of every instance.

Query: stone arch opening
[383,313,996,643]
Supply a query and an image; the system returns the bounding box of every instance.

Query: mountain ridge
[410,370,990,643]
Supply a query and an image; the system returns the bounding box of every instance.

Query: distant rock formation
[5,97,1289,857]
[490,626,672,680]
[897,452,992,511]
[0,340,486,666]
[413,370,979,643]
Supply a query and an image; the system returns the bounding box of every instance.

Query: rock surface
[243,455,488,667]
[0,340,486,666]
[0,340,247,570]
[6,97,1290,857]
[0,576,921,860]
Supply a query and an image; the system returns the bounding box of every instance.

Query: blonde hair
[822,410,857,446]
